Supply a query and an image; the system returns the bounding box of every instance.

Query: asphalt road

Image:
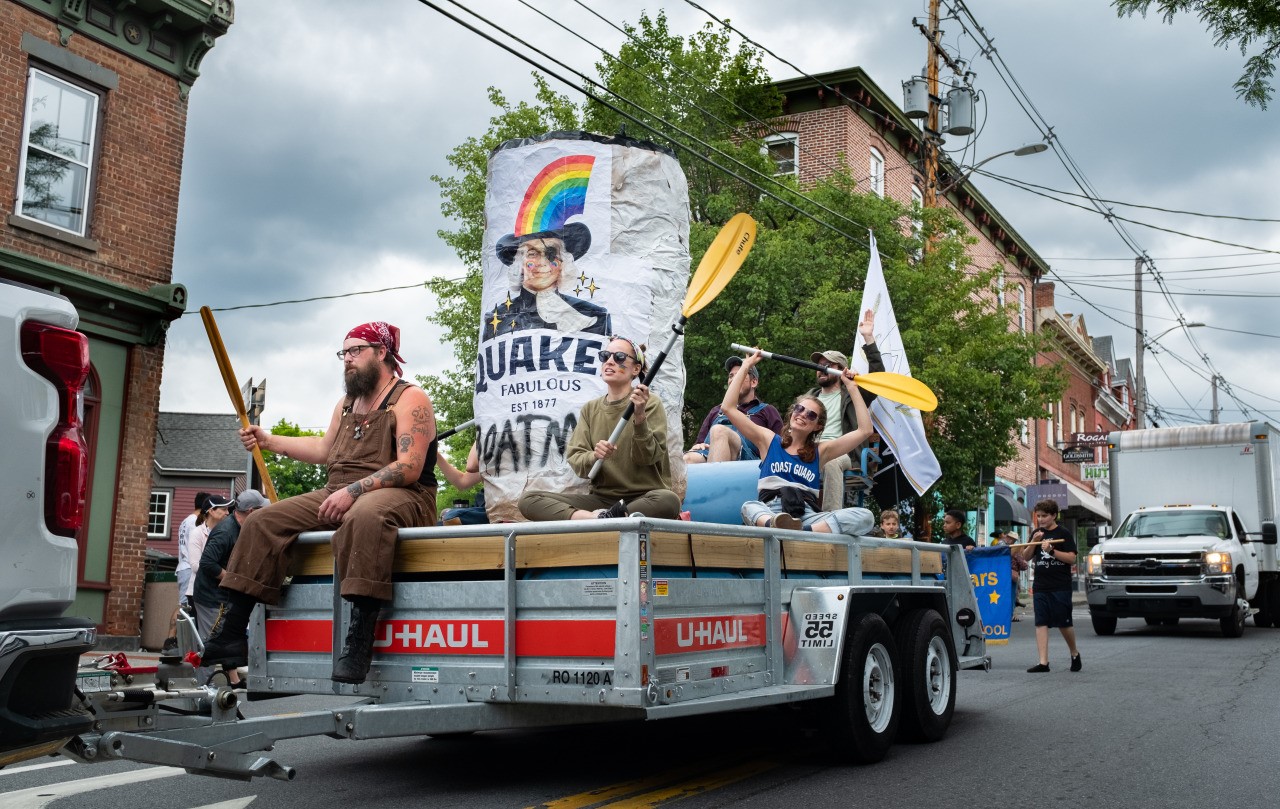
[5,607,1279,809]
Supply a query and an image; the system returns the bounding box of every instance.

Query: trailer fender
[783,586,854,686]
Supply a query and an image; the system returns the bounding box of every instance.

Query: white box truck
[1085,422,1280,637]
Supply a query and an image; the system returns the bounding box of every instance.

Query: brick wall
[0,6,188,284]
[781,102,1041,489]
[1,4,188,637]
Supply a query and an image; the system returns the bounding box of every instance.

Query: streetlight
[937,141,1048,195]
[1148,321,1205,344]
[1135,322,1204,429]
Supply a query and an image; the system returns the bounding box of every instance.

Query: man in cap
[202,322,439,685]
[193,489,269,647]
[684,356,783,464]
[483,224,611,340]
[806,309,887,511]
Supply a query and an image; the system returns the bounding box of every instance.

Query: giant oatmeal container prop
[474,132,691,521]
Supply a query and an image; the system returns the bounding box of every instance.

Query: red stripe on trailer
[265,618,616,657]
[653,614,767,655]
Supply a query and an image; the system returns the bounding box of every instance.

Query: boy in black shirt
[1023,499,1081,673]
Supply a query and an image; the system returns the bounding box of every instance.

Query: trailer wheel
[830,612,899,763]
[1091,614,1117,636]
[892,609,956,743]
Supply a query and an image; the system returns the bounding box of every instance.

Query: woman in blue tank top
[718,350,875,536]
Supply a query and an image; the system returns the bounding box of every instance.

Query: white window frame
[762,133,799,178]
[147,491,171,538]
[16,67,100,238]
[868,147,885,197]
[1017,285,1026,333]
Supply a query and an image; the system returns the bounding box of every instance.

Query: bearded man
[201,322,438,685]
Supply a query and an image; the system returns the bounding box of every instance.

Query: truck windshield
[1113,511,1228,539]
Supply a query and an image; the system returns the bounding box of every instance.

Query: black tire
[1091,614,1117,636]
[1254,579,1277,627]
[1143,616,1160,626]
[892,609,956,743]
[1159,616,1180,627]
[1221,594,1246,638]
[830,612,900,764]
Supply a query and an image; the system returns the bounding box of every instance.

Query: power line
[980,170,1280,223]
[974,169,1280,255]
[184,281,430,315]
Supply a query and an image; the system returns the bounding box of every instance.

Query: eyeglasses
[597,349,636,366]
[336,344,377,360]
[792,404,820,423]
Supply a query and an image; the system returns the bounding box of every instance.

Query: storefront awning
[993,484,1031,525]
[1065,481,1110,521]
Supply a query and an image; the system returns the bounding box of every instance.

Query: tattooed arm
[317,386,437,523]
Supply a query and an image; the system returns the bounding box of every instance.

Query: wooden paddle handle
[199,306,278,503]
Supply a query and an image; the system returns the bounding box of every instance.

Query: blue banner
[968,546,1013,644]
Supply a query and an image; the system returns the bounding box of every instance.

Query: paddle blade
[682,213,756,317]
[855,371,938,412]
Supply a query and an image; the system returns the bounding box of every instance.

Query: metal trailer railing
[64,517,987,781]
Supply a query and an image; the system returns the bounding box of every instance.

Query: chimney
[1035,281,1055,310]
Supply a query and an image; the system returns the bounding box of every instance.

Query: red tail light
[21,322,90,536]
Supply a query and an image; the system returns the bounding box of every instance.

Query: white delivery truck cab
[1086,422,1280,637]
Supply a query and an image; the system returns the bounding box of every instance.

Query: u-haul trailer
[63,518,987,780]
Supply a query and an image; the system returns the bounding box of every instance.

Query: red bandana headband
[346,322,405,377]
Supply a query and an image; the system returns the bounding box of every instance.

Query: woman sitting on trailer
[518,336,682,521]
[723,350,875,535]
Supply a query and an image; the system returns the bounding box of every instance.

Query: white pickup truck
[1086,504,1273,637]
[0,279,96,768]
[1085,423,1280,637]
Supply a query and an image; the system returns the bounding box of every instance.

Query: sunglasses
[792,404,820,423]
[598,349,636,366]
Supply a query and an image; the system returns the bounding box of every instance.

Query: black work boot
[200,591,256,669]
[331,597,383,684]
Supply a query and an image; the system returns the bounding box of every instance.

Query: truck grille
[1102,553,1201,578]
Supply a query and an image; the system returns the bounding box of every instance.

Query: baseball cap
[724,355,759,378]
[811,349,849,369]
[234,490,270,511]
[206,495,233,510]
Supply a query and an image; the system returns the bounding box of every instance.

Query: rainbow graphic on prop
[515,155,595,237]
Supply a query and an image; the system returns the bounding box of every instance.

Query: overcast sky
[159,0,1279,436]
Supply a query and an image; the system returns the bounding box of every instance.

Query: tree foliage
[263,418,326,499]
[1114,0,1280,108]
[427,11,1064,531]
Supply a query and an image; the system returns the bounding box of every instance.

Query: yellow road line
[530,757,778,809]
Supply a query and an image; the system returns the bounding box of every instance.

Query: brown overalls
[222,381,437,603]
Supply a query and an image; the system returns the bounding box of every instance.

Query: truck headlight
[1087,553,1103,575]
[1203,551,1231,575]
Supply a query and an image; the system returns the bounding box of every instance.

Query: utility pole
[922,0,941,209]
[1133,257,1145,429]
[1211,375,1220,424]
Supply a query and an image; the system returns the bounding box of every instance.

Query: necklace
[353,377,396,440]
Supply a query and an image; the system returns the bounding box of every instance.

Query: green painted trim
[14,0,234,88]
[68,587,105,626]
[0,247,185,345]
[81,337,126,584]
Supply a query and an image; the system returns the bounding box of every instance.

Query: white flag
[851,232,941,495]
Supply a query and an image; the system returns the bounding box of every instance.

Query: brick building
[0,0,233,642]
[149,412,245,560]
[768,67,1141,537]
[1027,282,1136,533]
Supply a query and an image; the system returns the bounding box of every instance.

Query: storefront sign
[1061,447,1094,464]
[1082,463,1109,480]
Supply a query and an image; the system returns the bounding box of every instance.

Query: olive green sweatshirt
[565,394,671,499]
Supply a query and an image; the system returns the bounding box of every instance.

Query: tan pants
[820,453,854,512]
